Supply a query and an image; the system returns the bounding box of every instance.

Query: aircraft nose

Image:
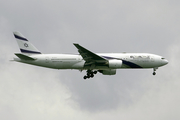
[163,59,168,65]
[165,59,168,64]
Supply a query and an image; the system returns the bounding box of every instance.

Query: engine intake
[108,60,122,68]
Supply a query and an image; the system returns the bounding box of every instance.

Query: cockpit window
[161,58,165,59]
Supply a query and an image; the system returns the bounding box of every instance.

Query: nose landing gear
[153,68,158,75]
[83,70,97,80]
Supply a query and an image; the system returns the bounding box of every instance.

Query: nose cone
[162,59,168,65]
[165,59,168,64]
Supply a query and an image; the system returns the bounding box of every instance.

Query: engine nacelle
[99,69,116,75]
[108,60,122,68]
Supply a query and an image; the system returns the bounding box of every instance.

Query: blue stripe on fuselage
[102,56,142,68]
[122,60,142,68]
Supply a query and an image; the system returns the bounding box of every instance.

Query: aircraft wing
[73,43,108,65]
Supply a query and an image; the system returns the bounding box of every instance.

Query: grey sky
[0,0,180,120]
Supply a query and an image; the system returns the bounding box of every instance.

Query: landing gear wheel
[83,76,87,79]
[87,75,90,79]
[93,71,97,74]
[90,74,94,78]
[83,70,98,79]
[152,68,158,76]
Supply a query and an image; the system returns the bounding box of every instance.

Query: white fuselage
[12,31,168,78]
[14,53,168,70]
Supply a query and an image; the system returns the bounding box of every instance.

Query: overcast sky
[0,0,180,120]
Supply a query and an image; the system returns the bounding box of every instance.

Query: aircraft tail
[13,31,41,54]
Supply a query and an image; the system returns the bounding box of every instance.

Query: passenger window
[130,56,134,58]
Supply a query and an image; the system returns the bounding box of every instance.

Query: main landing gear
[153,68,158,75]
[83,70,98,80]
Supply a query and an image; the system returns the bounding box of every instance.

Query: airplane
[12,31,168,79]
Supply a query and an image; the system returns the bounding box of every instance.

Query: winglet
[73,43,81,48]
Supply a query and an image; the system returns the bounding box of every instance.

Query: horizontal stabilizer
[15,53,36,60]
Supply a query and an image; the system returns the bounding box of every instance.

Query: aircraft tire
[84,76,87,79]
[94,71,97,74]
[91,74,94,78]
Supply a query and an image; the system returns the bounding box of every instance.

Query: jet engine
[99,69,116,75]
[108,60,122,68]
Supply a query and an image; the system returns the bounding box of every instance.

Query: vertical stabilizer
[13,31,41,54]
